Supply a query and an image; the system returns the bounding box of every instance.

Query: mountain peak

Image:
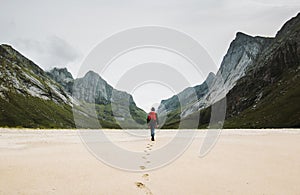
[48,67,73,80]
[205,72,215,87]
[0,44,23,58]
[0,44,14,51]
[0,44,11,49]
[46,67,74,94]
[85,70,99,77]
[236,32,252,38]
[206,72,215,80]
[276,12,300,38]
[234,32,271,43]
[0,44,17,57]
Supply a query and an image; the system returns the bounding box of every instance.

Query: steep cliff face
[0,45,147,128]
[47,67,74,94]
[73,71,113,105]
[159,31,273,128]
[158,72,215,115]
[157,72,215,127]
[208,33,273,102]
[72,71,147,128]
[180,33,273,118]
[0,45,73,105]
[0,44,75,128]
[224,13,300,128]
[161,13,300,129]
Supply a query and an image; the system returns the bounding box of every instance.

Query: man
[147,107,159,141]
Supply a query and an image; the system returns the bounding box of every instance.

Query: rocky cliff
[0,44,74,128]
[46,67,74,94]
[180,32,273,118]
[161,12,300,128]
[0,45,146,128]
[224,13,300,128]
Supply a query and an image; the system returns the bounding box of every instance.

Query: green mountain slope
[224,13,300,128]
[162,12,300,129]
[0,44,147,129]
[0,44,75,128]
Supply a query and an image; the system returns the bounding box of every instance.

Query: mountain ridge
[159,30,274,127]
[1,13,299,129]
[0,45,147,128]
[160,12,300,128]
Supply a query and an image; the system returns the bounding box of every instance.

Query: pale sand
[0,129,300,195]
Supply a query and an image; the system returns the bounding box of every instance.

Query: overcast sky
[1,0,299,111]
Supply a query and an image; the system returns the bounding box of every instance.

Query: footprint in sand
[135,182,145,188]
[140,166,146,170]
[134,143,154,195]
[135,182,153,195]
[142,173,149,181]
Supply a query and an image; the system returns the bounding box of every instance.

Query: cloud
[249,0,300,6]
[12,36,81,71]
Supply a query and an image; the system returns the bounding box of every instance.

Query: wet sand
[0,129,300,194]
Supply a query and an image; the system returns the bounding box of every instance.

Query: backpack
[147,111,157,123]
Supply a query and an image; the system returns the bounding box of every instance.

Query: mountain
[158,72,215,114]
[46,67,74,94]
[161,13,300,128]
[224,13,300,128]
[157,72,215,128]
[0,45,147,128]
[47,68,147,128]
[2,13,299,129]
[0,44,75,128]
[160,29,273,128]
[71,70,147,128]
[179,33,273,119]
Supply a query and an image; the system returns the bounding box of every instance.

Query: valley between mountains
[0,13,299,129]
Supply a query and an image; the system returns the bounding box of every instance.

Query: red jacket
[147,111,159,125]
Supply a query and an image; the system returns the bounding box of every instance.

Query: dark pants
[149,122,156,140]
[150,125,155,137]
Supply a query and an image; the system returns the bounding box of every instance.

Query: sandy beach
[0,128,300,194]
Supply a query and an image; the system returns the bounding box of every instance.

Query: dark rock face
[159,28,273,127]
[73,71,147,127]
[73,71,112,105]
[0,45,147,128]
[225,13,300,127]
[182,32,273,117]
[0,44,72,105]
[161,12,300,128]
[0,44,75,128]
[158,72,215,115]
[47,67,74,94]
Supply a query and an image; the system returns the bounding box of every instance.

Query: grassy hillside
[0,92,147,129]
[161,13,300,129]
[224,69,300,128]
[0,92,75,128]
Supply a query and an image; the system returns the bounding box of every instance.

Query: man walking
[147,107,159,141]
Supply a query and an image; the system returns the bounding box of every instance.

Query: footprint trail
[134,141,155,194]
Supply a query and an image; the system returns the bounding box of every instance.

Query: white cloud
[12,36,81,73]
